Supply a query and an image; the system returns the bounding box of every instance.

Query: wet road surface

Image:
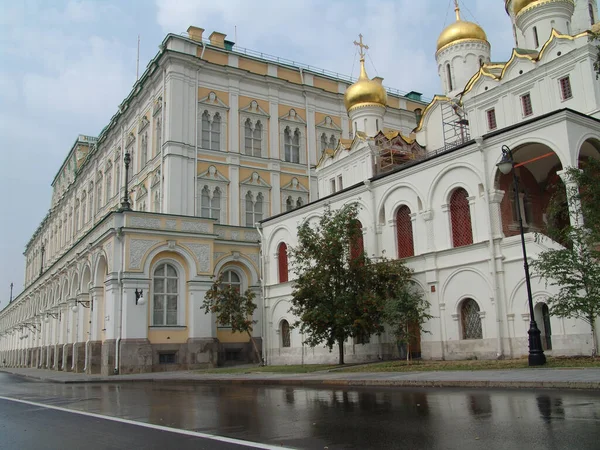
[1,372,599,449]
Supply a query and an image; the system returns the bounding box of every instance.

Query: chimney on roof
[187,26,204,42]
[209,31,227,49]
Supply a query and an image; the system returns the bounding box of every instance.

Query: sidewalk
[2,366,600,390]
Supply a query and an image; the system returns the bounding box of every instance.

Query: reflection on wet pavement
[1,372,599,449]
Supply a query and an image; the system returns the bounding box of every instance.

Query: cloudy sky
[0,0,514,306]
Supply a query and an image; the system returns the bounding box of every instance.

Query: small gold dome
[437,20,488,51]
[344,60,387,112]
[437,2,488,52]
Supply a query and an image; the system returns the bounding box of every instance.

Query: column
[421,210,435,252]
[557,168,583,228]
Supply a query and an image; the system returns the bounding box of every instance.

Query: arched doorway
[534,302,552,351]
[495,143,567,243]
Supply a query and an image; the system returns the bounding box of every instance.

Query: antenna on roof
[136,34,140,81]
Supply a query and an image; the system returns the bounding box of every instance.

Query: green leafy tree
[532,160,600,357]
[289,204,425,364]
[202,275,261,362]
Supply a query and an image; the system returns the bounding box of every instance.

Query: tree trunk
[247,331,262,365]
[338,339,344,365]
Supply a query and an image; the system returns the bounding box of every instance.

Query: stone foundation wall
[268,342,397,366]
[101,340,116,376]
[118,339,153,374]
[73,342,86,373]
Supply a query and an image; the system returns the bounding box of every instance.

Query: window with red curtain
[350,220,364,260]
[396,205,414,258]
[278,242,288,283]
[450,188,473,248]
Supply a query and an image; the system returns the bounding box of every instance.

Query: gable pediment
[279,108,306,125]
[316,116,342,131]
[197,165,229,182]
[281,177,308,193]
[240,171,271,188]
[239,99,269,117]
[199,91,229,109]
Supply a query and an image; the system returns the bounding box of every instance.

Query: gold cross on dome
[354,34,369,59]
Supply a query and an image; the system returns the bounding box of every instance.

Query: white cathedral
[1,0,599,373]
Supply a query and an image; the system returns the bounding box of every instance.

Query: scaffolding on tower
[441,99,470,151]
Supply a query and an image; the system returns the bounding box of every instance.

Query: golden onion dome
[437,2,488,52]
[344,59,387,112]
[512,0,538,15]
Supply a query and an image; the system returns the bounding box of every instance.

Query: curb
[2,370,599,390]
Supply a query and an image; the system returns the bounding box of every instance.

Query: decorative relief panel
[215,228,227,239]
[181,221,210,234]
[166,220,177,230]
[129,216,162,229]
[182,243,211,273]
[129,239,159,269]
[245,231,260,242]
[249,253,259,267]
[214,252,226,261]
[231,231,240,240]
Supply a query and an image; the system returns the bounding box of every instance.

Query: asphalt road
[1,372,600,449]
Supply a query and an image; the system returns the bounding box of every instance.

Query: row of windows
[200,110,339,163]
[486,76,572,131]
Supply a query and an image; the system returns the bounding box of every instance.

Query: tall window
[286,196,294,212]
[450,188,473,248]
[244,119,262,157]
[81,192,87,224]
[296,197,303,208]
[201,111,221,150]
[89,184,94,219]
[153,191,160,213]
[221,269,241,327]
[350,220,364,260]
[281,320,291,347]
[200,186,221,222]
[521,93,533,117]
[559,76,573,100]
[590,3,595,25]
[320,133,328,153]
[155,117,162,156]
[533,26,539,48]
[278,242,288,283]
[461,299,482,340]
[245,192,264,226]
[396,205,414,258]
[74,200,80,233]
[153,263,178,326]
[96,178,103,211]
[115,160,121,199]
[105,166,112,201]
[284,127,300,163]
[446,64,453,91]
[486,108,497,131]
[141,133,148,167]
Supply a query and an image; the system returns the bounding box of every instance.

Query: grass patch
[338,356,600,373]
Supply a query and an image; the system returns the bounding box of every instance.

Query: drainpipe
[476,138,503,359]
[84,282,93,372]
[115,227,125,374]
[299,69,313,203]
[255,223,267,365]
[194,68,199,216]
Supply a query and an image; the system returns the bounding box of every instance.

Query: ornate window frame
[197,165,229,223]
[240,100,269,158]
[240,172,271,226]
[198,92,229,152]
[280,177,309,212]
[316,116,342,158]
[279,109,307,164]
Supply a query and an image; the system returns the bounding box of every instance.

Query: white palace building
[1,0,600,373]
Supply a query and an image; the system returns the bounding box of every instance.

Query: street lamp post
[497,145,546,366]
[119,151,132,212]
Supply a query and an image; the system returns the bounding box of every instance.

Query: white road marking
[0,395,292,450]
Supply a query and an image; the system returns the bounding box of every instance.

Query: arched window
[153,263,179,326]
[153,191,160,213]
[350,220,364,260]
[296,197,303,208]
[245,192,264,226]
[286,196,293,212]
[461,299,482,339]
[244,118,253,155]
[278,242,288,283]
[450,188,473,248]
[222,270,241,292]
[329,135,337,150]
[74,199,80,233]
[105,165,112,201]
[396,205,414,258]
[281,320,291,347]
[211,187,221,223]
[446,64,453,91]
[589,3,595,26]
[533,26,539,48]
[200,186,210,218]
[81,192,87,224]
[321,133,328,153]
[141,132,148,167]
[201,111,221,150]
[284,127,301,163]
[115,160,121,198]
[96,177,103,211]
[155,117,162,156]
[244,118,262,157]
